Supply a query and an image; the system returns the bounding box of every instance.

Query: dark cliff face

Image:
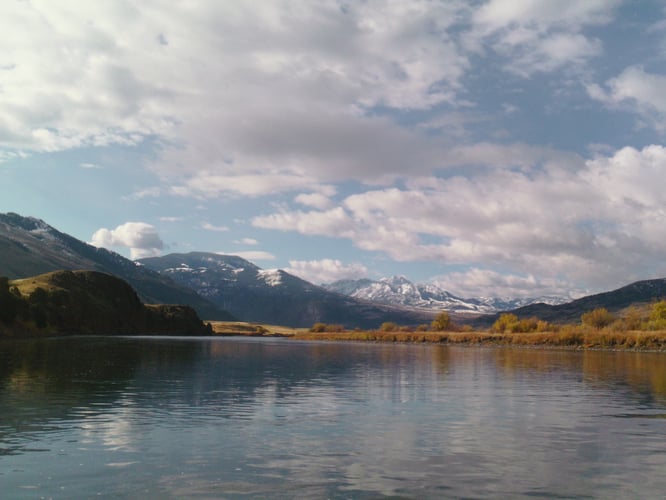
[2,270,212,337]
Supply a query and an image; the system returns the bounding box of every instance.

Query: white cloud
[90,222,164,259]
[0,0,470,193]
[79,162,101,169]
[470,0,618,76]
[294,192,334,210]
[431,269,582,299]
[216,251,275,262]
[233,238,259,246]
[0,0,624,202]
[286,259,368,285]
[252,145,666,291]
[252,207,356,239]
[587,66,666,129]
[201,222,229,232]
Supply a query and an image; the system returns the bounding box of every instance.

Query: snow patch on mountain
[258,269,283,287]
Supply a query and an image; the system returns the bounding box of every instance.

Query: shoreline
[209,322,666,352]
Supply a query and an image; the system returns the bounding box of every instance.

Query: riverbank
[209,321,666,351]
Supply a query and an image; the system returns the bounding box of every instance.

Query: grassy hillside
[0,270,212,337]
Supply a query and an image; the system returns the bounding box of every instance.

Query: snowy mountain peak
[324,276,568,314]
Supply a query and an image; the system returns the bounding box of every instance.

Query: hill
[138,252,435,329]
[0,213,234,320]
[473,278,666,327]
[0,270,212,336]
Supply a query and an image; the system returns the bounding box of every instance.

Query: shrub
[380,322,398,332]
[310,322,327,332]
[415,324,429,332]
[431,311,452,331]
[491,313,519,333]
[650,300,666,322]
[509,317,537,333]
[581,308,614,329]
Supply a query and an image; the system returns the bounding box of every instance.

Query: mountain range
[473,278,666,327]
[0,213,434,328]
[0,213,233,320]
[138,252,434,328]
[324,276,568,314]
[3,212,666,330]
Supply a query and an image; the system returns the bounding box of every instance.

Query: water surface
[1,337,665,498]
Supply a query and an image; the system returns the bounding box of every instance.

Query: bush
[581,308,614,329]
[431,311,452,331]
[380,322,398,332]
[491,313,519,333]
[650,300,666,322]
[310,322,327,332]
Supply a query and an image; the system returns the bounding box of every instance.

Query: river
[1,336,665,498]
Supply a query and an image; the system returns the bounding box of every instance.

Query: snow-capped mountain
[324,276,568,314]
[138,253,435,328]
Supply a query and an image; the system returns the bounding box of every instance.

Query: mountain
[473,278,666,327]
[324,276,567,314]
[0,213,234,320]
[1,270,212,336]
[138,252,435,328]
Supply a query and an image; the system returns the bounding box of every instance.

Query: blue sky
[2,0,666,298]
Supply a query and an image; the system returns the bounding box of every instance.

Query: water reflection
[0,337,665,498]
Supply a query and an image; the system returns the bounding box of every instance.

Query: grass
[209,321,307,337]
[207,321,666,351]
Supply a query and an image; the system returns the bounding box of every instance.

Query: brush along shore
[209,321,666,351]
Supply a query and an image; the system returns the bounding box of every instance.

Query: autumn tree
[431,311,452,331]
[581,308,614,329]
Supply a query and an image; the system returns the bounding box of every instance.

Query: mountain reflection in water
[1,337,665,498]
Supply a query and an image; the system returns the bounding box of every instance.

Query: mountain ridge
[138,252,436,329]
[0,213,234,320]
[324,276,568,314]
[473,277,666,327]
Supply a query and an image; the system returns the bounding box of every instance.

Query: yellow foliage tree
[431,311,452,331]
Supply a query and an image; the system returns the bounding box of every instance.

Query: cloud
[294,192,334,210]
[0,0,624,200]
[217,251,275,262]
[0,1,469,187]
[233,238,258,246]
[201,222,229,232]
[253,145,666,292]
[470,0,617,76]
[285,259,368,284]
[431,269,582,299]
[252,207,356,239]
[587,66,666,129]
[90,222,164,259]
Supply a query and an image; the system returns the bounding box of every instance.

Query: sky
[2,0,666,299]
